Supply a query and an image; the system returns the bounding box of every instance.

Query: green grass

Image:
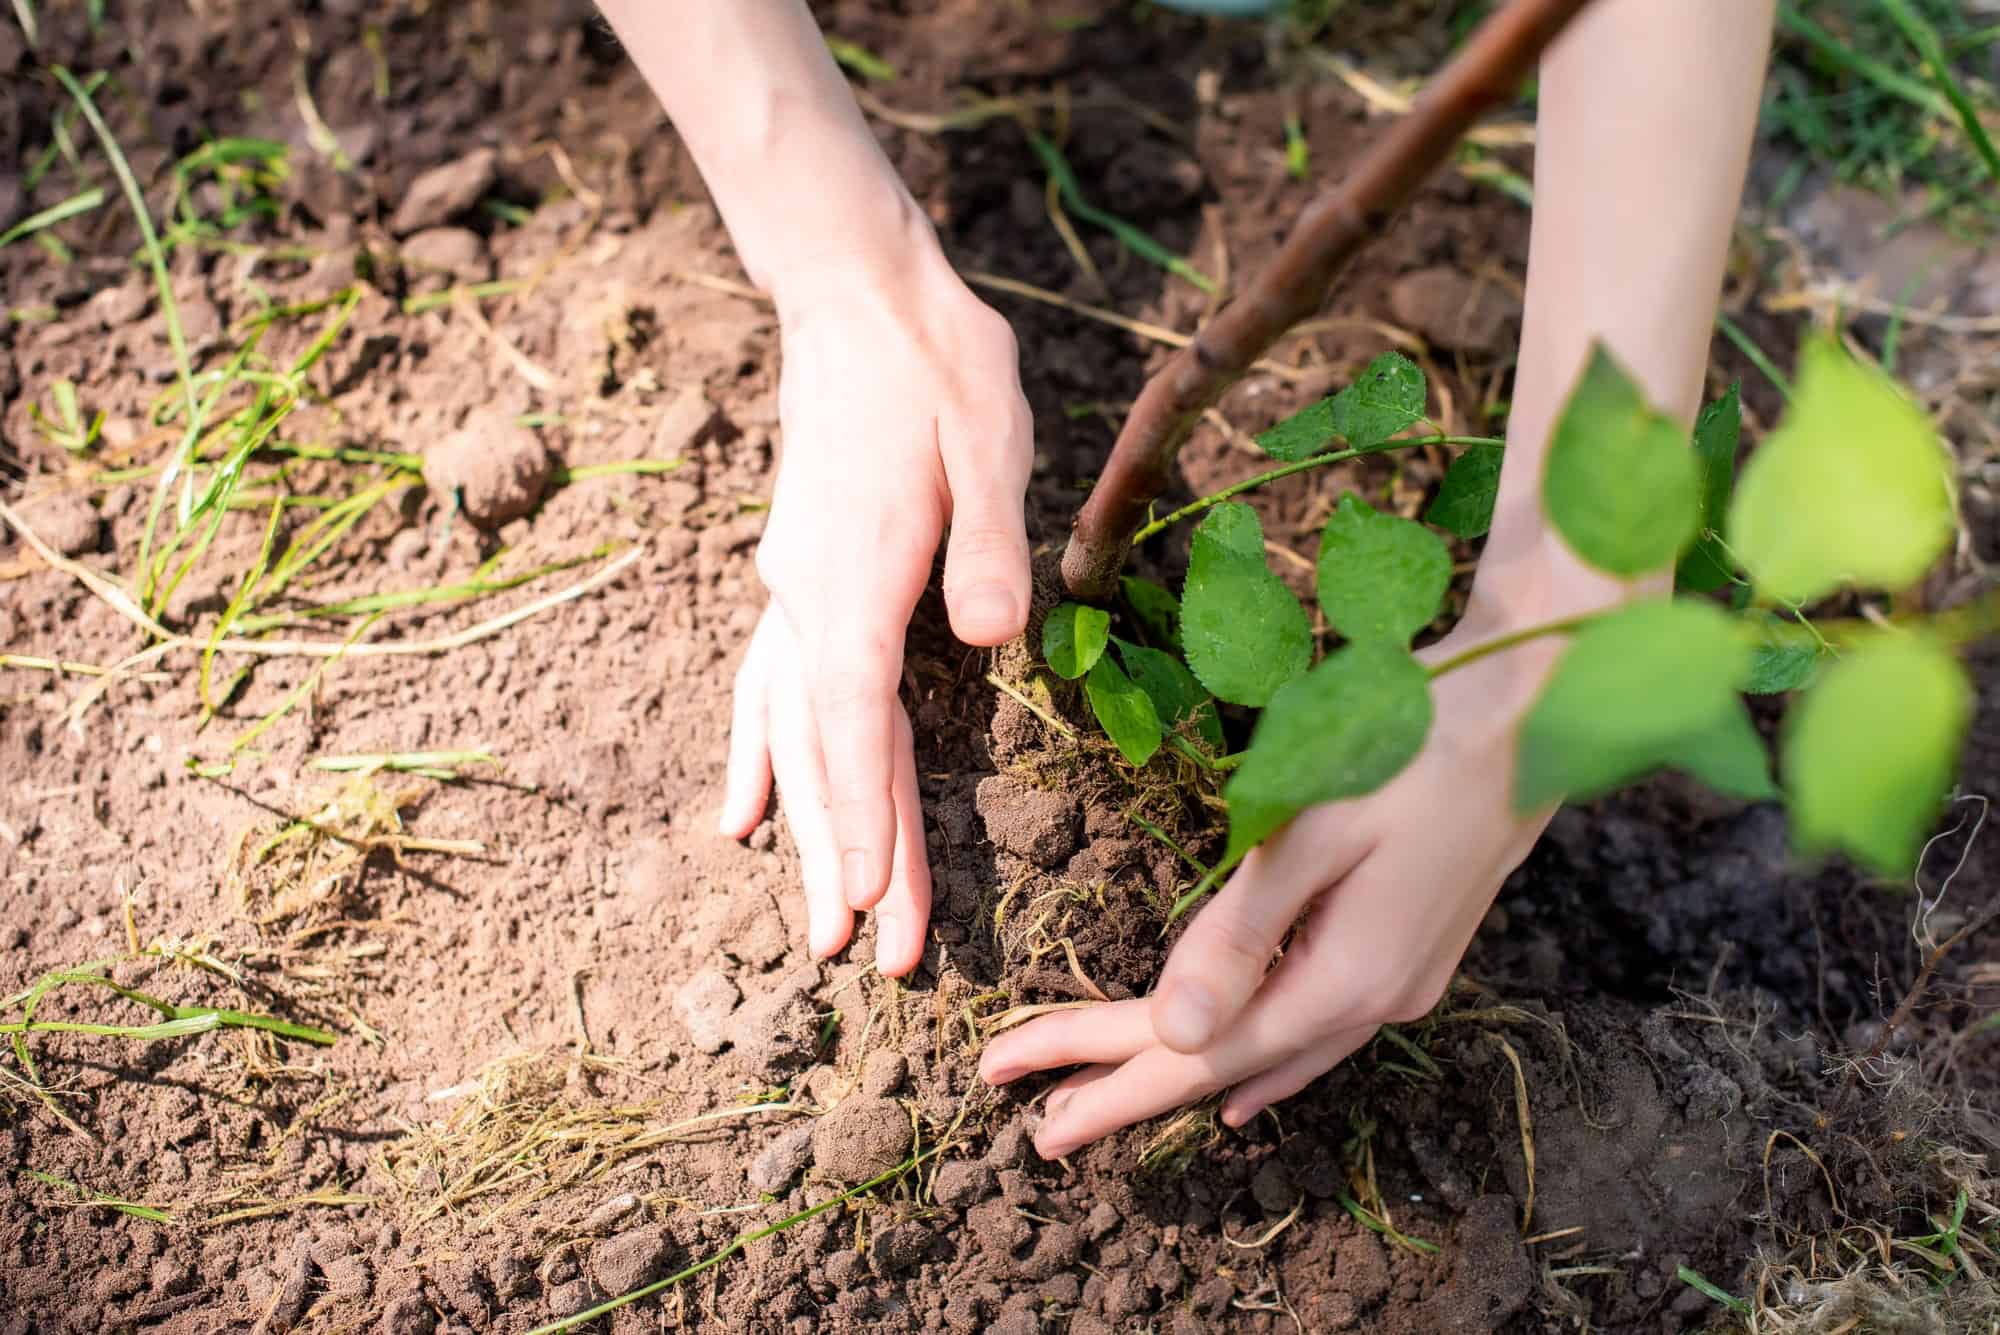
[1768,0,2000,226]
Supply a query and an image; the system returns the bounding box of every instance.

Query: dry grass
[382,1049,799,1231]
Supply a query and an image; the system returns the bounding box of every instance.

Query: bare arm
[597,2,1035,975]
[1473,0,1779,629]
[983,0,1783,1157]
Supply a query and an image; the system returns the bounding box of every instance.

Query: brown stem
[1061,0,1602,600]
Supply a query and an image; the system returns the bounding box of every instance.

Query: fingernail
[958,583,1017,632]
[982,1062,1020,1086]
[1157,981,1217,1050]
[1222,1102,1254,1129]
[842,851,874,908]
[1037,1137,1075,1161]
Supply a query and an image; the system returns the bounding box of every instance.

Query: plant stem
[1132,435,1503,543]
[1425,614,1592,679]
[1058,0,1601,600]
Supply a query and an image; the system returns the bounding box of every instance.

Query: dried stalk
[1061,0,1601,599]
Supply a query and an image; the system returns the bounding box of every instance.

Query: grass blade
[0,187,106,249]
[1026,132,1215,294]
[1876,0,2000,183]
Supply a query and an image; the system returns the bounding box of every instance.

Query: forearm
[597,0,933,307]
[1472,0,1776,626]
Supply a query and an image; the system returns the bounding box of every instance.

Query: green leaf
[1728,337,1955,604]
[1784,633,1970,876]
[1043,602,1110,680]
[1116,639,1224,750]
[1743,614,1821,695]
[1255,352,1426,462]
[1516,598,1774,811]
[1327,352,1427,452]
[1180,503,1312,707]
[1121,575,1182,653]
[1085,655,1163,766]
[1674,384,1742,594]
[1316,494,1450,645]
[1543,346,1701,576]
[1223,640,1433,863]
[1424,443,1503,539]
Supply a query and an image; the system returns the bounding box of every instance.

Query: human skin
[979,0,1781,1158]
[597,2,1036,978]
[604,0,1781,1151]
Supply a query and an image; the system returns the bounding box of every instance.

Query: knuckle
[1384,975,1449,1025]
[1192,912,1275,978]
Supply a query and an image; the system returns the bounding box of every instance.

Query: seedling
[29,378,104,455]
[1036,0,1989,906]
[1047,336,1982,913]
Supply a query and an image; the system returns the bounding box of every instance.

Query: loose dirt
[3,3,1997,1333]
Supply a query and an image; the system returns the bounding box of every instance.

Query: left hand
[978,608,1568,1159]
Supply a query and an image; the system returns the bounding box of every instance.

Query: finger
[808,623,903,913]
[1152,817,1372,1054]
[1033,1039,1286,1160]
[719,619,774,838]
[768,669,852,960]
[1041,1064,1120,1121]
[939,402,1032,646]
[873,708,932,977]
[1220,1025,1376,1129]
[978,999,1157,1086]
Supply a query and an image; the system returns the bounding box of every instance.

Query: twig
[1060,0,1601,598]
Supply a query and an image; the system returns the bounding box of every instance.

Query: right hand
[718,242,1035,978]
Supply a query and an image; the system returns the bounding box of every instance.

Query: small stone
[747,1121,816,1194]
[86,282,150,329]
[1388,267,1518,355]
[578,1192,641,1236]
[859,1050,907,1098]
[425,410,551,527]
[673,968,741,1055]
[652,384,717,457]
[810,1096,913,1185]
[589,1225,672,1296]
[391,149,498,235]
[398,227,489,284]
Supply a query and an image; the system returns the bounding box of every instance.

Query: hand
[978,604,1568,1157]
[719,247,1034,978]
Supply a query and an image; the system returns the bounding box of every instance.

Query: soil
[3,3,1998,1334]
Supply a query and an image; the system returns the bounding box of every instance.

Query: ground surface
[3,3,1999,1333]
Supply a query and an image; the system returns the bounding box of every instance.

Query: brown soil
[4,4,1997,1334]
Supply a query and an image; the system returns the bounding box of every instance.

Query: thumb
[940,409,1032,647]
[1152,822,1368,1053]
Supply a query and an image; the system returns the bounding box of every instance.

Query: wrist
[1461,527,1671,640]
[767,200,963,331]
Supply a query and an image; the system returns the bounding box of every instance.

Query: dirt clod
[673,967,741,1054]
[747,1120,816,1194]
[811,1095,913,1184]
[17,490,101,557]
[400,226,488,277]
[589,1224,673,1296]
[424,410,552,527]
[390,148,498,234]
[725,968,820,1080]
[1388,266,1518,355]
[860,1048,907,1097]
[933,1159,995,1208]
[974,775,1081,869]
